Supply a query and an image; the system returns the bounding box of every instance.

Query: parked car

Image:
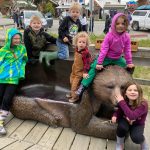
[21,10,48,30]
[131,10,150,31]
[44,12,53,28]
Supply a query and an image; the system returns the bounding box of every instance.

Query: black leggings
[117,118,145,144]
[0,83,18,111]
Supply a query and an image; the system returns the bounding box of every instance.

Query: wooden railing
[0,23,15,30]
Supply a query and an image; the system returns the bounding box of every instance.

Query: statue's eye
[120,85,124,90]
[107,85,114,89]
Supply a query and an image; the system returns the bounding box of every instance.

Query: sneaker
[116,143,124,150]
[66,93,72,98]
[141,141,149,150]
[0,114,7,120]
[69,95,79,103]
[116,144,124,150]
[0,126,7,135]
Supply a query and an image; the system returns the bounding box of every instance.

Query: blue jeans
[56,39,69,59]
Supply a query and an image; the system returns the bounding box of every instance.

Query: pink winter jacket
[97,13,133,65]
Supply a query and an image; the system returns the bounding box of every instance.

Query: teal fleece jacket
[0,28,28,84]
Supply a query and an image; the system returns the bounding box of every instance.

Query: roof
[137,5,150,10]
[56,5,70,9]
[49,0,58,5]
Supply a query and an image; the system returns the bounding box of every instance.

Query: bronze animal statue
[11,59,133,140]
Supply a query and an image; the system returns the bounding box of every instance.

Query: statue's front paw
[51,113,62,128]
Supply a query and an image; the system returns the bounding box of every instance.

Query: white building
[58,0,128,19]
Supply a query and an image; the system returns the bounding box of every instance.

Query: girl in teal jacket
[0,28,28,135]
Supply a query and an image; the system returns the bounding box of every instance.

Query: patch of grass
[49,32,150,48]
[49,32,58,38]
[90,34,105,44]
[136,39,150,47]
[133,67,150,105]
[133,66,150,80]
[90,34,150,47]
[142,86,150,100]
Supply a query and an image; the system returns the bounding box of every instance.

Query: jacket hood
[110,13,127,35]
[5,28,22,49]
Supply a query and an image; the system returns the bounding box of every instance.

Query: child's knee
[58,53,68,59]
[130,134,144,144]
[58,50,69,59]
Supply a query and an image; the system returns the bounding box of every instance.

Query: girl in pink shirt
[112,81,149,150]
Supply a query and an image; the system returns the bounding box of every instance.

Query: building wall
[137,0,149,6]
[0,0,13,15]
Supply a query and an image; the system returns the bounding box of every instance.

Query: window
[133,11,147,16]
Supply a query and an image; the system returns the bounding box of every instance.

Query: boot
[116,136,125,150]
[69,95,79,103]
[0,110,8,120]
[141,140,149,150]
[39,51,58,66]
[66,92,72,98]
[69,91,79,103]
[0,110,8,135]
[75,84,86,96]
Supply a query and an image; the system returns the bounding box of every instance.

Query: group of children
[0,2,149,150]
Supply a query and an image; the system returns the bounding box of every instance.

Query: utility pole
[89,0,94,34]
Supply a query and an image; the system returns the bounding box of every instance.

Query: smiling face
[115,17,126,33]
[30,20,42,32]
[125,84,139,101]
[11,34,21,46]
[77,37,87,51]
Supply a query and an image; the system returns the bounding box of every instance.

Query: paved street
[49,19,150,39]
[0,18,150,40]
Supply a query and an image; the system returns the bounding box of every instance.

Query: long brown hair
[122,80,144,107]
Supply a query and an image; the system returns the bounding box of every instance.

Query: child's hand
[111,116,117,123]
[96,64,103,70]
[83,73,89,79]
[114,89,124,103]
[127,64,135,68]
[125,117,135,125]
[63,37,69,43]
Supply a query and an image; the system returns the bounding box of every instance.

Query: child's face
[77,37,87,50]
[125,84,139,101]
[115,17,126,33]
[11,34,21,46]
[70,9,80,21]
[30,20,42,31]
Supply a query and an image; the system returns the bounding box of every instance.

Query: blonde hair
[69,2,82,12]
[30,15,42,24]
[73,31,90,47]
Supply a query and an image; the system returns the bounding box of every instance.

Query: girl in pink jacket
[74,13,135,100]
[96,13,134,70]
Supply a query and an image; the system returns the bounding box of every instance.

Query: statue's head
[93,65,133,106]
